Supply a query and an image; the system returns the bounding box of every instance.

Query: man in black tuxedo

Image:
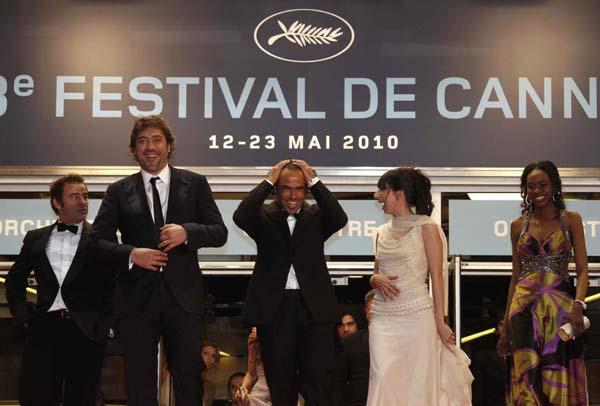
[5,174,112,406]
[90,115,227,406]
[233,159,347,406]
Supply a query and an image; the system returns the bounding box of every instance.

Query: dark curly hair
[520,160,565,214]
[129,115,175,160]
[377,167,434,216]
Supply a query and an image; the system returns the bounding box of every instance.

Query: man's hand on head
[266,159,291,184]
[292,159,316,185]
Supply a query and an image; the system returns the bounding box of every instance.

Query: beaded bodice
[371,216,434,316]
[517,211,572,282]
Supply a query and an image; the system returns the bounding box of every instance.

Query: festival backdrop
[1,0,599,167]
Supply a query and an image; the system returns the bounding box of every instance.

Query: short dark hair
[228,371,245,384]
[49,174,86,215]
[273,162,307,195]
[282,162,302,172]
[227,371,245,398]
[129,115,175,159]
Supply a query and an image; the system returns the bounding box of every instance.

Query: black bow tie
[287,212,302,220]
[57,223,78,234]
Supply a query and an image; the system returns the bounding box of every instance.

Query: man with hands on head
[90,115,227,406]
[234,159,348,406]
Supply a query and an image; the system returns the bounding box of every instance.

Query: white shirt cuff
[308,177,320,188]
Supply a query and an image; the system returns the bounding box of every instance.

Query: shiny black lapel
[63,221,90,286]
[124,172,159,243]
[37,223,59,286]
[290,202,310,241]
[165,166,192,224]
[265,201,291,240]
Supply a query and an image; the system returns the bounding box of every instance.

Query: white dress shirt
[285,213,300,289]
[129,166,172,271]
[46,221,84,311]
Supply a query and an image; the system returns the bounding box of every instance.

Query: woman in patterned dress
[497,160,589,405]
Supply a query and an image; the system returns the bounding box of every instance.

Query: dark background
[1,0,600,167]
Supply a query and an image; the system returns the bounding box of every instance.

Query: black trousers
[258,290,334,406]
[19,311,105,406]
[119,275,204,406]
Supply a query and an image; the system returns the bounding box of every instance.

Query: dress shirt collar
[285,207,302,217]
[141,165,171,188]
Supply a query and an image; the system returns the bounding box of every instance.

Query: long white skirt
[367,307,473,406]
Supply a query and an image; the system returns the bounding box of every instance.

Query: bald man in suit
[234,159,347,406]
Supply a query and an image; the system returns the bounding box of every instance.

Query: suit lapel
[165,166,191,224]
[290,202,310,242]
[124,172,159,243]
[62,221,90,287]
[37,223,59,286]
[265,202,291,240]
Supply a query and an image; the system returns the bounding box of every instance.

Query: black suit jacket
[233,180,347,324]
[5,221,112,343]
[90,166,227,318]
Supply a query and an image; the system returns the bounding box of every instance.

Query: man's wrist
[128,249,136,270]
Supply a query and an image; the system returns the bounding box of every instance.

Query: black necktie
[57,223,78,234]
[150,177,165,231]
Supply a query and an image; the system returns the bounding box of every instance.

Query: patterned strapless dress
[507,211,588,405]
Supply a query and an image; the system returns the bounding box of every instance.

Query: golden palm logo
[254,9,355,63]
[267,21,344,47]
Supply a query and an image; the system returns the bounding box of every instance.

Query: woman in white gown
[367,167,473,406]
